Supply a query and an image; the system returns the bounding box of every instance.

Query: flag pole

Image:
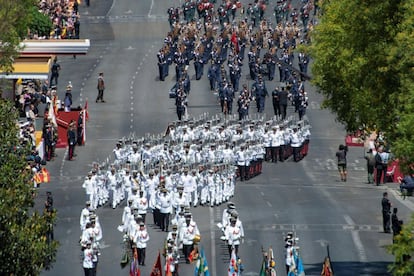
[83,98,87,144]
[327,244,334,274]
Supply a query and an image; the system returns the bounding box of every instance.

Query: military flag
[34,167,51,184]
[84,99,89,121]
[130,249,141,276]
[165,256,172,276]
[293,249,305,276]
[150,251,163,276]
[228,248,239,276]
[231,32,239,54]
[47,101,57,127]
[188,246,199,263]
[194,248,209,276]
[259,255,266,276]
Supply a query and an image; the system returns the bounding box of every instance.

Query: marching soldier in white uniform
[159,188,173,232]
[225,216,242,257]
[173,186,188,214]
[181,167,195,206]
[179,213,200,263]
[113,142,124,165]
[190,169,199,207]
[82,172,97,209]
[128,144,141,165]
[222,202,236,229]
[106,167,119,209]
[236,144,248,181]
[80,201,91,231]
[207,169,216,207]
[123,168,133,202]
[137,190,148,223]
[269,125,283,163]
[133,222,150,266]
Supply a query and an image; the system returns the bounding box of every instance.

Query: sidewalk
[385,182,414,211]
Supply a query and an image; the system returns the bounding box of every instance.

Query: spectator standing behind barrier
[336,144,348,182]
[364,148,376,184]
[381,192,391,233]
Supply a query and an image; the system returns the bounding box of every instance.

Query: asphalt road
[36,0,413,275]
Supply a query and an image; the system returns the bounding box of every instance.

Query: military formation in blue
[157,0,315,123]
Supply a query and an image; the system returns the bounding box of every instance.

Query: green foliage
[387,213,414,276]
[386,1,414,173]
[0,99,58,275]
[0,0,37,72]
[308,0,414,174]
[28,6,53,38]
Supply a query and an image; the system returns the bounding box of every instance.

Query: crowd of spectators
[30,0,80,39]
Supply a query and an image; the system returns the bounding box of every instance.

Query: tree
[308,0,414,173]
[28,6,53,38]
[386,1,414,172]
[0,98,58,275]
[387,213,414,276]
[0,0,36,72]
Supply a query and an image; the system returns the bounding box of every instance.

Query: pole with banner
[83,99,88,144]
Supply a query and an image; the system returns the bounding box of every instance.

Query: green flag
[259,257,266,276]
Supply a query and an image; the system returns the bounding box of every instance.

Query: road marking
[266,201,272,207]
[260,191,264,196]
[148,0,154,17]
[107,0,117,16]
[60,148,68,177]
[209,206,217,276]
[344,215,368,262]
[242,223,382,232]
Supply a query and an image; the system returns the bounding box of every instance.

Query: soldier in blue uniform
[208,61,219,91]
[272,87,280,118]
[226,83,235,114]
[175,90,187,121]
[252,76,268,113]
[229,61,241,92]
[264,49,276,81]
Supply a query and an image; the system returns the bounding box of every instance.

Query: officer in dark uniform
[157,48,168,81]
[278,86,288,119]
[193,47,204,80]
[67,122,77,161]
[50,58,61,87]
[264,51,276,81]
[44,124,54,161]
[251,76,268,113]
[175,90,187,120]
[226,83,235,114]
[208,61,218,91]
[229,62,241,92]
[391,207,402,240]
[271,87,280,117]
[381,192,391,233]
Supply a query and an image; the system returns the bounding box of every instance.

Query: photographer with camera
[336,144,348,182]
